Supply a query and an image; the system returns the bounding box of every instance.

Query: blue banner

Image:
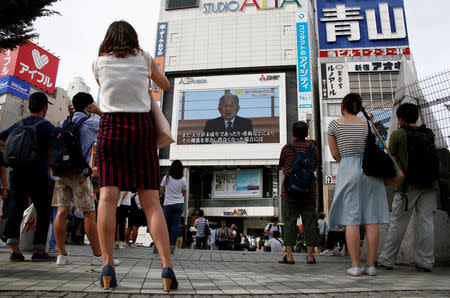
[317,0,409,49]
[154,22,168,58]
[296,19,311,93]
[0,76,30,100]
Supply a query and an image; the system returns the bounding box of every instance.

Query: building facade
[157,0,318,234]
[156,0,415,233]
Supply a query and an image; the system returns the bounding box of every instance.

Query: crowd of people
[0,20,440,292]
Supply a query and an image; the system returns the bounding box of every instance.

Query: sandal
[306,255,317,264]
[279,255,295,264]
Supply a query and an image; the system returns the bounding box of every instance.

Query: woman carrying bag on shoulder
[93,20,177,291]
[327,93,390,277]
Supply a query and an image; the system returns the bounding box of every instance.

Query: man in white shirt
[266,231,283,253]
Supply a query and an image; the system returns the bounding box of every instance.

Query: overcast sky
[33,0,450,96]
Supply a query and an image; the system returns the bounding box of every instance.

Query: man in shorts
[52,92,118,266]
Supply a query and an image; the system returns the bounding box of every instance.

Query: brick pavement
[0,245,449,297]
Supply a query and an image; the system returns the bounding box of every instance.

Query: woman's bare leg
[138,189,173,269]
[97,186,120,267]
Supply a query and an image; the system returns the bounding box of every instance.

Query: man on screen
[203,94,253,134]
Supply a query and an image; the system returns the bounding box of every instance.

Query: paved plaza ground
[0,245,449,297]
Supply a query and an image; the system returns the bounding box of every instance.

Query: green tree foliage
[0,0,60,50]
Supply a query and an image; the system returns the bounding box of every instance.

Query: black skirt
[97,112,160,190]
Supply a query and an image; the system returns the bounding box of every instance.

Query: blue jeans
[163,203,184,246]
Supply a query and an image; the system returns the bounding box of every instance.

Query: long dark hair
[99,21,141,57]
[168,160,183,179]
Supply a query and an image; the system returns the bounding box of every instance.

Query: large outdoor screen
[177,80,281,144]
[170,73,287,161]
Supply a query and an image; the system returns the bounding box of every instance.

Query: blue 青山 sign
[0,76,30,100]
[317,0,409,49]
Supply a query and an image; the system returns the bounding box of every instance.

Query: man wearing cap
[0,92,56,261]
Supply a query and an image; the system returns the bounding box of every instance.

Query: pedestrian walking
[264,216,282,239]
[278,121,319,265]
[52,92,117,266]
[93,21,176,291]
[327,93,390,276]
[0,92,56,261]
[194,209,209,250]
[115,191,131,249]
[317,212,328,251]
[377,103,439,272]
[161,160,187,254]
[216,220,232,250]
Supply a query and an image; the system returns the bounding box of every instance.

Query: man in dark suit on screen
[203,94,253,134]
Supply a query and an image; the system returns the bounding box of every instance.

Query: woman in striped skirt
[327,93,390,277]
[93,20,177,291]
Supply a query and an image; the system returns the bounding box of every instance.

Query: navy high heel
[100,264,117,290]
[161,267,178,292]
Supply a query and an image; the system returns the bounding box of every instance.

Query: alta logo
[259,74,280,81]
[32,49,49,69]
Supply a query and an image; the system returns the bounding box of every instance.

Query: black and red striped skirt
[96,112,160,190]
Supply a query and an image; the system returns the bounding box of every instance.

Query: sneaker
[9,252,25,262]
[0,239,7,247]
[375,262,393,270]
[129,243,137,248]
[415,265,432,272]
[118,242,125,249]
[90,255,121,266]
[31,252,57,262]
[361,265,377,276]
[320,249,334,256]
[56,253,70,265]
[170,247,175,254]
[347,266,362,276]
[332,247,340,256]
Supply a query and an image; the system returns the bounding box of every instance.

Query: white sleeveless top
[93,51,152,113]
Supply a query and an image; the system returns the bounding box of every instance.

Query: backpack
[50,117,93,179]
[266,224,281,235]
[403,125,439,185]
[284,144,315,194]
[4,119,48,167]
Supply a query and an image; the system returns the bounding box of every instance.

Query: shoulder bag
[143,52,175,149]
[361,108,404,185]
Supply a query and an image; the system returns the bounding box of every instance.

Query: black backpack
[403,125,439,184]
[284,144,315,194]
[4,119,47,167]
[50,117,93,179]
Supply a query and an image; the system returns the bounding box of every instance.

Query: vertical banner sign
[296,12,312,119]
[152,22,168,101]
[325,63,349,99]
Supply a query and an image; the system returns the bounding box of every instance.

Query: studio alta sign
[203,0,301,14]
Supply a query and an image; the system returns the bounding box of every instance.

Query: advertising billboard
[296,11,313,117]
[317,0,409,55]
[0,76,30,100]
[0,41,59,93]
[152,22,168,101]
[213,170,262,198]
[170,73,287,161]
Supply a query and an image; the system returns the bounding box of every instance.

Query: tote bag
[143,52,175,149]
[361,108,404,185]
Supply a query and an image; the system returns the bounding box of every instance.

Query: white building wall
[159,0,307,71]
[67,77,91,100]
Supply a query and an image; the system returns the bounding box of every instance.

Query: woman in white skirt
[327,93,390,276]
